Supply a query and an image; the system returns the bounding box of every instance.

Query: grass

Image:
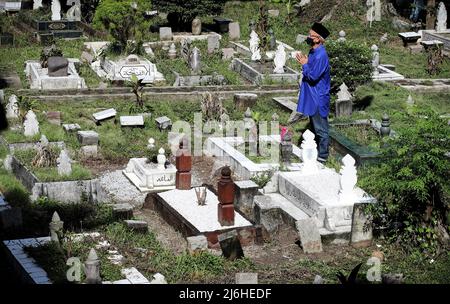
[334,124,382,150]
[104,222,254,283]
[24,235,123,284]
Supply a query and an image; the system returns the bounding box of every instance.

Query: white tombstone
[366,0,381,25]
[338,30,346,42]
[51,0,61,21]
[168,43,177,59]
[406,94,414,106]
[157,148,166,170]
[301,129,319,174]
[23,110,39,137]
[6,95,19,119]
[66,2,81,22]
[337,83,352,101]
[33,0,43,10]
[57,149,72,176]
[339,154,359,203]
[39,134,49,146]
[147,138,155,150]
[436,2,448,33]
[249,30,261,61]
[273,44,286,74]
[371,44,379,76]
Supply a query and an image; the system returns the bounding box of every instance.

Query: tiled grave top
[421,40,444,46]
[280,169,370,207]
[157,189,252,232]
[398,32,421,38]
[3,237,52,284]
[235,180,259,189]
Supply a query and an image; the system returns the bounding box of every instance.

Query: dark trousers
[310,111,329,160]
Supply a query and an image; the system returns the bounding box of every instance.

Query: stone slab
[272,96,298,112]
[296,218,323,253]
[120,116,144,127]
[77,130,99,146]
[93,108,117,122]
[157,189,252,233]
[236,273,258,284]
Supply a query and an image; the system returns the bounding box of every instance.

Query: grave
[232,58,300,85]
[421,31,450,52]
[154,188,258,248]
[25,59,86,90]
[91,54,165,84]
[329,119,396,165]
[206,135,304,180]
[213,17,233,33]
[254,155,376,241]
[120,116,144,127]
[123,149,177,193]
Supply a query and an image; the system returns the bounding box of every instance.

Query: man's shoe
[288,111,306,124]
[317,157,327,164]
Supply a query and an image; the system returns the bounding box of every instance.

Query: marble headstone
[249,30,261,61]
[33,0,43,10]
[273,44,286,74]
[6,95,19,119]
[23,110,39,137]
[436,2,448,33]
[57,149,72,176]
[51,0,61,21]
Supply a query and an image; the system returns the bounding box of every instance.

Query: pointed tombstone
[189,47,201,75]
[249,30,261,61]
[51,0,61,21]
[57,149,72,176]
[301,130,319,174]
[436,2,448,33]
[85,248,101,284]
[39,134,49,147]
[273,44,286,74]
[338,30,346,42]
[336,83,353,117]
[338,154,358,204]
[271,112,279,122]
[6,95,19,119]
[371,44,380,75]
[23,110,40,137]
[157,147,166,170]
[49,211,64,243]
[220,112,230,130]
[168,43,177,59]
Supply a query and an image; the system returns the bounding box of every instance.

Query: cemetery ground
[1,0,449,285]
[0,89,449,284]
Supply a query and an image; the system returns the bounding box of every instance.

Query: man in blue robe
[289,22,331,163]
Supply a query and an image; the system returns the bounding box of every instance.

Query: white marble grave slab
[120,116,144,127]
[157,189,252,232]
[93,108,116,121]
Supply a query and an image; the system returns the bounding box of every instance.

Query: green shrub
[93,0,151,54]
[326,40,373,93]
[359,109,450,255]
[153,0,227,28]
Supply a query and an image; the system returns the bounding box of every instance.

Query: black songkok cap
[311,22,330,39]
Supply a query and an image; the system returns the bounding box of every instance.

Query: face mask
[305,37,315,46]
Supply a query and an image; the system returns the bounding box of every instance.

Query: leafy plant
[127,74,145,112]
[359,109,450,255]
[250,169,275,188]
[16,96,37,122]
[336,263,363,285]
[93,0,151,54]
[327,39,373,93]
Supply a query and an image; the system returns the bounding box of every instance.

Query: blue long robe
[297,45,331,118]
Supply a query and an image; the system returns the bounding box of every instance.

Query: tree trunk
[426,0,436,30]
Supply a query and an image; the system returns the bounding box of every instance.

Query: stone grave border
[1,136,99,203]
[1,237,52,284]
[148,191,262,249]
[231,58,301,85]
[206,135,303,180]
[422,29,450,52]
[329,119,396,166]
